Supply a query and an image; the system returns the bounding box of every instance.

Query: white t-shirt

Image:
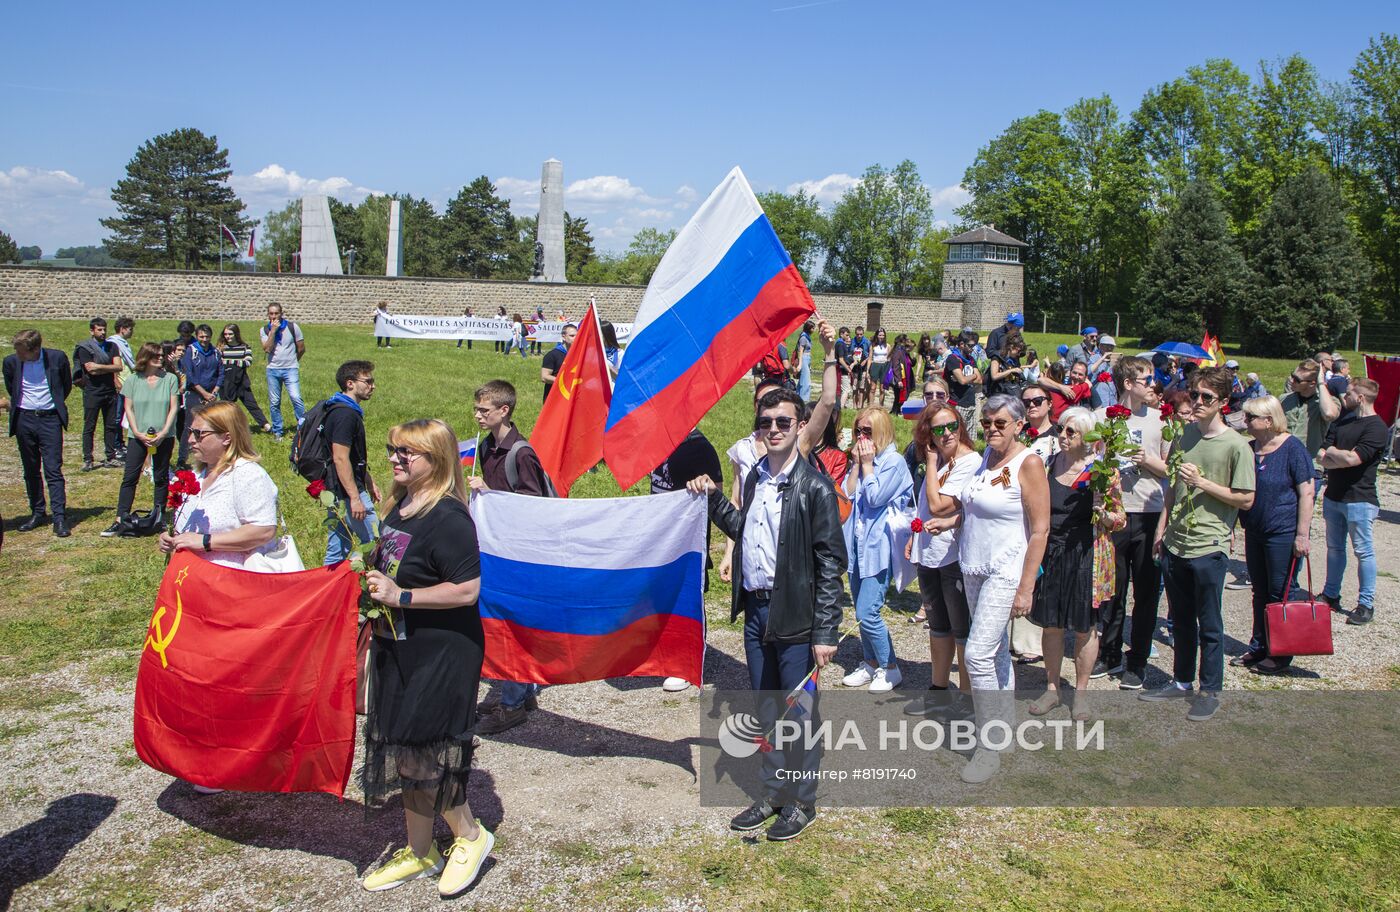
[871,343,890,366]
[1093,404,1169,513]
[175,458,280,569]
[259,321,303,369]
[726,434,762,487]
[914,450,980,568]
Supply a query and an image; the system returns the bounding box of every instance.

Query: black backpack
[290,399,349,484]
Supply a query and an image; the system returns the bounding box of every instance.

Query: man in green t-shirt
[1143,367,1255,721]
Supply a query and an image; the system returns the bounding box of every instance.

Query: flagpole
[471,432,480,479]
[589,300,614,393]
[219,224,224,274]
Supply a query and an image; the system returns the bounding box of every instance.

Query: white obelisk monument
[531,158,566,283]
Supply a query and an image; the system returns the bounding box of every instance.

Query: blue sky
[0,1,1389,254]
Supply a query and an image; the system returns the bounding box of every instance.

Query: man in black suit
[3,329,74,537]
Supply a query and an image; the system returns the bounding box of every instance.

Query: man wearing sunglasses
[1143,368,1255,721]
[688,388,846,842]
[323,360,381,566]
[1282,361,1340,495]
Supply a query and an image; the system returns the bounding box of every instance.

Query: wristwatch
[398,589,413,607]
[202,533,212,552]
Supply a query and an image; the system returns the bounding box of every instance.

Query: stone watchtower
[941,225,1026,330]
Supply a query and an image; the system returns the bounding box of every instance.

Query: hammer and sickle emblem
[989,466,1012,488]
[144,591,183,669]
[558,366,583,400]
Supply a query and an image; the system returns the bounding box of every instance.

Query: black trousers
[81,391,120,462]
[1107,511,1163,674]
[220,378,269,426]
[116,436,173,518]
[16,409,66,518]
[456,338,473,349]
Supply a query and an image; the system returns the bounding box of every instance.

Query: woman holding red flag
[359,418,495,898]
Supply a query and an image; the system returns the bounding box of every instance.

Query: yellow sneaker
[362,844,444,892]
[438,823,495,897]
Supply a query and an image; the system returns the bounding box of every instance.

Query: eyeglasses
[980,418,1015,430]
[1290,375,1312,385]
[1131,377,1153,388]
[929,421,960,438]
[1245,413,1269,422]
[354,377,375,387]
[1187,390,1220,405]
[924,390,947,400]
[385,445,425,462]
[755,416,795,431]
[854,425,873,437]
[473,404,502,415]
[187,427,219,442]
[1022,396,1049,407]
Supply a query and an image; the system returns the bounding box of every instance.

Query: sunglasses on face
[924,390,947,400]
[980,418,1014,430]
[385,445,425,461]
[755,416,795,431]
[187,427,218,442]
[1022,396,1048,407]
[929,421,960,438]
[1188,390,1219,404]
[854,425,874,437]
[1290,375,1312,385]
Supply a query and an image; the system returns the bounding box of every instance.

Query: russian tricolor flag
[603,167,816,489]
[458,436,477,469]
[472,489,706,686]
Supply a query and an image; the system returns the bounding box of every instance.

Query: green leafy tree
[824,164,894,293]
[101,128,253,269]
[443,177,515,278]
[19,245,42,261]
[1244,167,1369,357]
[757,189,826,282]
[1133,179,1245,345]
[498,214,537,281]
[564,212,597,279]
[1347,33,1400,314]
[885,160,934,295]
[56,245,127,267]
[349,195,391,276]
[396,195,446,277]
[255,200,300,272]
[910,225,953,296]
[612,228,676,285]
[0,230,18,264]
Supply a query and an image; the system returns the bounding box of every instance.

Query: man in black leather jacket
[689,387,846,841]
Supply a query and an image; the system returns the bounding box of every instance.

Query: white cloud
[786,173,861,206]
[930,183,971,213]
[675,184,697,202]
[565,175,659,205]
[493,176,540,213]
[232,164,380,216]
[0,165,115,250]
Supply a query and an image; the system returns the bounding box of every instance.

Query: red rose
[910,518,924,533]
[1160,403,1175,419]
[1221,403,1231,415]
[306,479,327,498]
[1023,426,1039,440]
[1097,372,1113,384]
[1106,405,1131,419]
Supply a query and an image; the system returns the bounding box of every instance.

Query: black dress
[1030,469,1096,633]
[360,496,484,815]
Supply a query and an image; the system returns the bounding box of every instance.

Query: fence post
[1042,313,1048,334]
[1114,312,1121,339]
[1355,321,1361,352]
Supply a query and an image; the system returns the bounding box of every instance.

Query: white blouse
[175,458,279,569]
[958,447,1038,578]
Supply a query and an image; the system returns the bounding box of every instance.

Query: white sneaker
[869,665,902,693]
[661,676,690,692]
[191,784,225,795]
[841,663,876,687]
[960,748,1002,784]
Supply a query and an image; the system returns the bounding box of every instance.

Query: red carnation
[172,470,201,496]
[910,518,924,533]
[1160,403,1175,419]
[1106,404,1131,420]
[306,479,327,498]
[1097,372,1113,384]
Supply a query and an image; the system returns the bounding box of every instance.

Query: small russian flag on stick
[458,436,478,471]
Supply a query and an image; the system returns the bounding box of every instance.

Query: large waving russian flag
[473,488,706,686]
[603,167,816,489]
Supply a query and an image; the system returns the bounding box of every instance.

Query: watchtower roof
[944,225,1027,247]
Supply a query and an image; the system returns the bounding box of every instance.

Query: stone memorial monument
[530,158,566,283]
[299,194,343,275]
[386,199,404,277]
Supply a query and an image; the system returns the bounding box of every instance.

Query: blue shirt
[843,444,914,578]
[179,341,224,393]
[1240,434,1313,536]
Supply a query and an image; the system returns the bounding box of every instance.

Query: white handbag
[243,522,304,574]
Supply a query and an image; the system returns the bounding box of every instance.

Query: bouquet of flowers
[166,470,201,536]
[306,479,394,636]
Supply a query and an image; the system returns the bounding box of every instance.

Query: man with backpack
[74,317,124,472]
[470,379,556,734]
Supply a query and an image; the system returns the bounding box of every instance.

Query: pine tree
[0,230,18,264]
[1244,166,1370,357]
[1133,179,1245,346]
[443,177,515,278]
[101,128,253,270]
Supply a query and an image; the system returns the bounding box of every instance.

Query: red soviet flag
[133,551,361,796]
[1365,355,1400,425]
[530,302,613,496]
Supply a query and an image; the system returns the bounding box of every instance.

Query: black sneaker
[1187,693,1220,721]
[1139,683,1192,703]
[903,685,949,717]
[1090,661,1123,680]
[1118,670,1144,691]
[81,461,97,472]
[474,705,529,736]
[1224,576,1251,590]
[935,692,976,723]
[1347,605,1374,626]
[100,520,127,538]
[101,457,123,469]
[729,799,778,832]
[766,804,816,841]
[1323,594,1344,614]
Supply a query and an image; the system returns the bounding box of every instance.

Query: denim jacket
[843,444,914,578]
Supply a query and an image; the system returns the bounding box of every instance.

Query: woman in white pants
[955,394,1050,784]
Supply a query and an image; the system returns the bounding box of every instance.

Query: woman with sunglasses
[902,403,979,718]
[360,419,495,895]
[955,394,1050,783]
[840,408,913,692]
[1028,408,1125,719]
[158,401,279,569]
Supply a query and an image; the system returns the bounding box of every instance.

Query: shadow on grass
[0,792,117,908]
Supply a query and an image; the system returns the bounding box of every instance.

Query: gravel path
[2,472,1397,911]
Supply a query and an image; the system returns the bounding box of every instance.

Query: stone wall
[0,265,994,333]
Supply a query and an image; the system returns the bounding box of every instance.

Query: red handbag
[1265,555,1334,657]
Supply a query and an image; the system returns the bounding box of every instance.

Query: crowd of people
[1,304,1394,887]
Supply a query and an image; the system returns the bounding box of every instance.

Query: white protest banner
[374,314,631,344]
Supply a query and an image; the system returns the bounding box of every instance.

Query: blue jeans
[743,591,820,807]
[851,567,895,668]
[500,680,539,710]
[1164,549,1227,692]
[797,352,812,401]
[266,367,304,436]
[1322,498,1379,609]
[1243,528,1304,664]
[325,490,377,566]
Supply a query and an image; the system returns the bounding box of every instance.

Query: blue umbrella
[1153,341,1212,360]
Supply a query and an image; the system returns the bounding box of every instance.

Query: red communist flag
[1365,355,1400,425]
[530,302,613,496]
[133,551,361,796]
